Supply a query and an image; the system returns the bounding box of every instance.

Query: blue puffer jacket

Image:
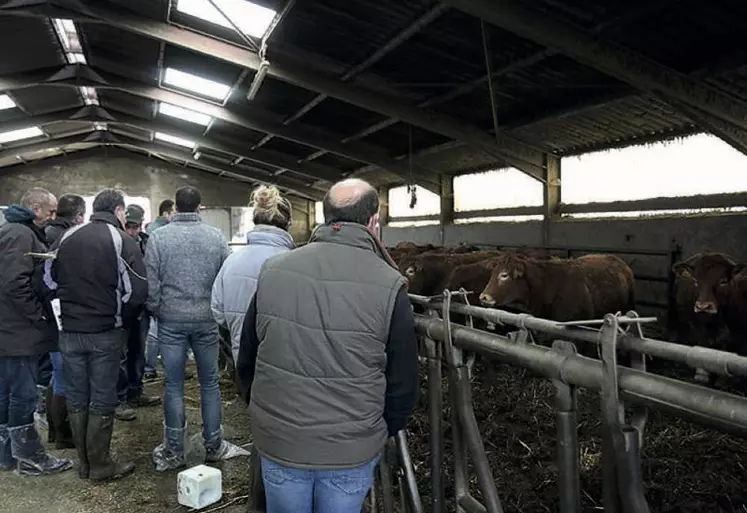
[211,225,295,361]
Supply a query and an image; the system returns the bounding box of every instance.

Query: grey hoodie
[145,212,230,323]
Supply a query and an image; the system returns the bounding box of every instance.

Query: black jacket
[0,212,58,357]
[46,211,147,334]
[44,217,75,247]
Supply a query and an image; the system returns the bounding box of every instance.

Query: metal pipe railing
[410,294,747,378]
[414,316,747,438]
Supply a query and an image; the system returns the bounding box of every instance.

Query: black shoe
[114,404,137,422]
[143,371,158,382]
[68,411,89,479]
[87,414,135,482]
[50,395,75,450]
[128,394,161,408]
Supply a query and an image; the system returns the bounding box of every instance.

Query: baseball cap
[125,204,145,225]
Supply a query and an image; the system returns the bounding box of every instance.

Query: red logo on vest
[331,223,342,232]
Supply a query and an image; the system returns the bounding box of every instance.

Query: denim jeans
[49,352,65,396]
[60,330,125,415]
[260,456,379,513]
[0,357,40,428]
[159,321,222,450]
[117,315,147,402]
[144,316,159,375]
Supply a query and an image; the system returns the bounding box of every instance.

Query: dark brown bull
[478,253,635,322]
[672,252,744,382]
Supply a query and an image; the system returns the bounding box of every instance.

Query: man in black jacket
[45,189,147,482]
[115,205,160,422]
[40,193,86,446]
[0,187,73,476]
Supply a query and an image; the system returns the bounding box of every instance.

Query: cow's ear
[672,262,691,276]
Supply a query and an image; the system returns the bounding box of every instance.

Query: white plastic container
[177,464,223,510]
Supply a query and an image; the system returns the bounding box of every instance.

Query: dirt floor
[0,362,253,513]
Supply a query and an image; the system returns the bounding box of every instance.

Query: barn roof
[0,0,745,201]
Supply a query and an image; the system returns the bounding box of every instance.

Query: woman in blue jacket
[211,185,295,363]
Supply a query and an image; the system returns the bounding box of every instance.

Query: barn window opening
[315,201,324,225]
[563,133,747,205]
[454,168,543,212]
[82,195,151,224]
[163,68,232,102]
[175,0,277,39]
[387,186,440,227]
[455,214,544,225]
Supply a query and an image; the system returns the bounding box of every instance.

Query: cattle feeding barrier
[367,291,747,513]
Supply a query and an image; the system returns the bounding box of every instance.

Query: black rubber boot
[68,410,89,479]
[45,388,55,444]
[51,395,75,450]
[87,414,135,482]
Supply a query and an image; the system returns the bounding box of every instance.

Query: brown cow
[672,252,743,382]
[399,251,499,297]
[478,253,635,322]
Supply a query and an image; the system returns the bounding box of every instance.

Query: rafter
[0,0,545,181]
[0,63,442,192]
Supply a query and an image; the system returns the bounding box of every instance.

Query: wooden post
[378,187,390,226]
[440,175,455,246]
[543,154,561,245]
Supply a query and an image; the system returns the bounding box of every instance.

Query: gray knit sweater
[145,212,230,323]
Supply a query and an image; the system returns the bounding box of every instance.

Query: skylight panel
[94,122,108,131]
[52,18,88,66]
[158,103,212,126]
[155,132,196,149]
[163,68,232,101]
[175,0,277,38]
[68,53,87,64]
[0,127,45,144]
[80,86,99,106]
[0,95,16,110]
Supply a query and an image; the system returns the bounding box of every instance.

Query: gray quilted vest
[250,222,406,469]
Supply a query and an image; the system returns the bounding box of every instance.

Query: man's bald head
[20,187,57,226]
[323,178,379,226]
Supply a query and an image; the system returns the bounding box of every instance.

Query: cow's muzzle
[694,301,718,314]
[479,294,496,307]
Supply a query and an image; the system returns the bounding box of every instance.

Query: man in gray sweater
[144,186,234,471]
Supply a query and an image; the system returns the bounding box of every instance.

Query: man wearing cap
[115,205,160,422]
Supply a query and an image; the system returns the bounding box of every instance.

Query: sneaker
[143,371,158,382]
[114,404,137,422]
[128,394,161,408]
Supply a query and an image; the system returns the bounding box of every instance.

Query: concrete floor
[0,364,252,513]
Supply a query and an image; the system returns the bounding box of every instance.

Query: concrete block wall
[0,148,314,242]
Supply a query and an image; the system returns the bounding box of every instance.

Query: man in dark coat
[40,193,86,446]
[0,187,73,476]
[115,205,160,422]
[45,189,147,482]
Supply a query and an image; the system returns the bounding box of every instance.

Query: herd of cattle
[388,242,747,381]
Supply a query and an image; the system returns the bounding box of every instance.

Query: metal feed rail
[404,291,747,513]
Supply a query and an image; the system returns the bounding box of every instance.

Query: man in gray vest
[237,178,419,513]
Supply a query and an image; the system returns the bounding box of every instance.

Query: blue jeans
[60,330,124,415]
[260,456,379,513]
[0,357,39,428]
[159,321,222,450]
[144,316,159,375]
[49,352,65,396]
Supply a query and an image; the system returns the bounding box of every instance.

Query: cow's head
[673,253,740,315]
[479,253,533,312]
[399,256,429,295]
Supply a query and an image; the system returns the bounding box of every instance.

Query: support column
[543,154,561,245]
[378,186,390,226]
[440,175,455,246]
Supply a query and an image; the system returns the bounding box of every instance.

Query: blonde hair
[250,185,292,230]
